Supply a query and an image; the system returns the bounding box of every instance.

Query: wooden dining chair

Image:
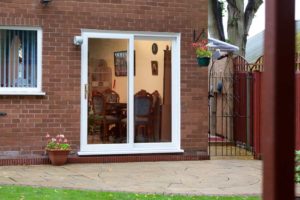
[119,90,154,142]
[91,91,119,142]
[134,90,154,142]
[102,88,120,116]
[103,88,120,103]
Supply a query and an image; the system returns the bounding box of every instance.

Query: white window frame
[0,26,45,95]
[78,30,182,155]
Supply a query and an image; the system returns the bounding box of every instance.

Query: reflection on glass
[87,38,128,144]
[134,40,172,143]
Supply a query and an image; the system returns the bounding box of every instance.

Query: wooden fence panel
[253,71,262,157]
[233,72,254,146]
[233,72,247,143]
[232,54,300,154]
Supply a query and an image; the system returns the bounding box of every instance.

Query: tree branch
[213,0,225,40]
[208,0,225,41]
[244,0,263,34]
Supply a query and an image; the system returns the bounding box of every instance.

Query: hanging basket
[197,57,210,67]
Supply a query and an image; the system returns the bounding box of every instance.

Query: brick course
[0,0,208,158]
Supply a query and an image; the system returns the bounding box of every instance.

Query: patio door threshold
[77,149,184,156]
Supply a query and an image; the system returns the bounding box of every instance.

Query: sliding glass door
[79,30,181,155]
[87,38,129,145]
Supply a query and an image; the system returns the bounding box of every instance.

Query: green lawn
[0,185,260,200]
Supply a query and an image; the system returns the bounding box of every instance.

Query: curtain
[0,29,37,88]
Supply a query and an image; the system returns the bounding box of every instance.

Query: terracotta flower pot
[47,149,70,166]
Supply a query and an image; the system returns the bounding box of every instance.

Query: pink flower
[192,43,198,47]
[46,133,70,150]
[192,39,211,58]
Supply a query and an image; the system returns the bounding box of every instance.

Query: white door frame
[78,30,182,155]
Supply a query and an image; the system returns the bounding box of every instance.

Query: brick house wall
[0,0,208,158]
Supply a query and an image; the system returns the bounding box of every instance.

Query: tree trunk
[227,0,245,56]
[226,0,263,57]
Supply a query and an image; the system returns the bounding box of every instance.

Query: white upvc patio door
[79,30,182,155]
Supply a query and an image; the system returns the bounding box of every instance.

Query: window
[0,27,43,95]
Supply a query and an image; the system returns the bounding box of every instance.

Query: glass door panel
[87,38,128,144]
[133,40,172,143]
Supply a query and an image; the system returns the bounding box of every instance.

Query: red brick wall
[0,0,208,157]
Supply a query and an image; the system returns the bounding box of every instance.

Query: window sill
[0,91,46,96]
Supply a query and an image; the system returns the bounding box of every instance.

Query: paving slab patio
[0,160,264,195]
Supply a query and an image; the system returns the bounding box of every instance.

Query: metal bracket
[0,112,7,116]
[193,28,206,43]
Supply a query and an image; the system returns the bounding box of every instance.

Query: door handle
[84,84,88,99]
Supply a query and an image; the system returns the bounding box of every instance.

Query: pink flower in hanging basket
[192,39,212,58]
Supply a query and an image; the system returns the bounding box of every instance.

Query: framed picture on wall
[151,61,158,76]
[114,51,136,76]
[114,51,127,76]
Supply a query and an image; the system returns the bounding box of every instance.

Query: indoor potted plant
[45,134,71,166]
[192,39,212,67]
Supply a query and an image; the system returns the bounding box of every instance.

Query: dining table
[106,102,127,118]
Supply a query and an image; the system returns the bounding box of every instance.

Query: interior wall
[89,39,171,102]
[134,40,171,100]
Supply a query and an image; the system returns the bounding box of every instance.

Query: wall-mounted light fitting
[40,0,52,6]
[74,36,83,46]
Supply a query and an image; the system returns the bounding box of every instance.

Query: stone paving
[0,160,263,195]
